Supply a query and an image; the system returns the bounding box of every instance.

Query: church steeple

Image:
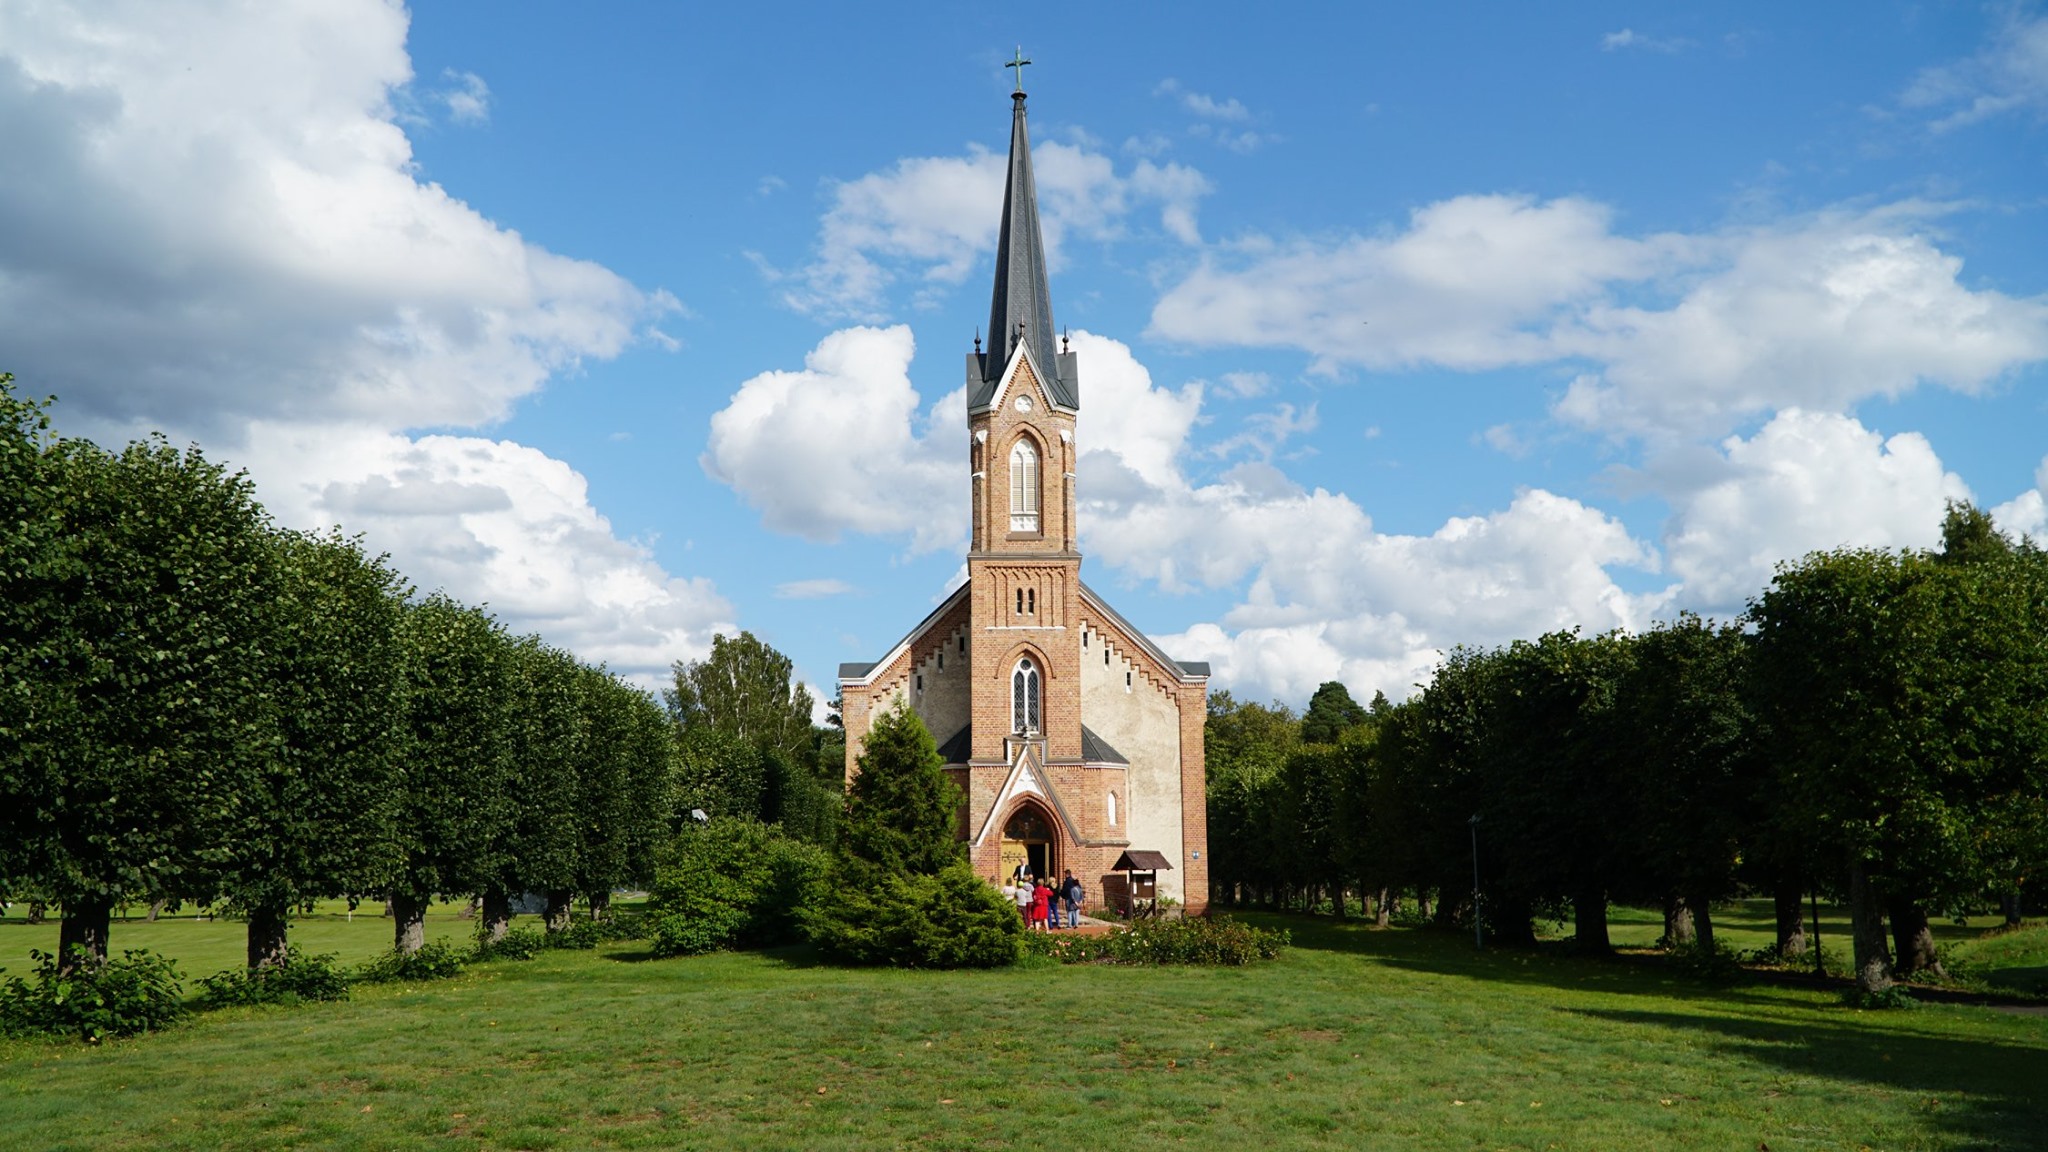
[970,68,1078,412]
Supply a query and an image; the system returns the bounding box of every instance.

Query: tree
[1204,691,1299,907]
[14,434,282,970]
[389,595,516,954]
[488,637,584,937]
[1299,681,1368,745]
[840,702,962,876]
[218,530,408,970]
[1615,615,1758,954]
[0,375,58,914]
[666,631,818,766]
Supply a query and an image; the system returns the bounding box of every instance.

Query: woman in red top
[1029,880,1051,932]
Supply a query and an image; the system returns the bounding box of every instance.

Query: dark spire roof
[973,90,1077,411]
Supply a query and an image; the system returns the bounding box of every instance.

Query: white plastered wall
[908,626,971,755]
[1079,622,1184,902]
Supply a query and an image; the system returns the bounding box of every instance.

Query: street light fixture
[1469,814,1483,951]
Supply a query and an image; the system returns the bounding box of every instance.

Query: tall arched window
[1012,657,1041,733]
[1009,439,1040,532]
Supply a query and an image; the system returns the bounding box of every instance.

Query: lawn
[2,906,2044,1150]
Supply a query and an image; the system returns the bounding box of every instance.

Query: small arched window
[1012,657,1041,733]
[1009,439,1040,532]
[1107,791,1118,826]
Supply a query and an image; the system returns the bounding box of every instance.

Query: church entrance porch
[997,803,1058,885]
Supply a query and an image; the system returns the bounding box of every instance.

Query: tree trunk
[1574,889,1611,953]
[1774,882,1809,957]
[1331,884,1346,920]
[1689,894,1716,955]
[58,898,113,972]
[147,899,166,923]
[1376,887,1392,928]
[247,904,291,971]
[1491,896,1538,948]
[1847,861,1894,995]
[544,889,573,933]
[1662,895,1695,948]
[27,900,46,924]
[2002,891,2023,928]
[480,890,511,944]
[588,890,612,921]
[1887,897,1943,977]
[391,893,427,955]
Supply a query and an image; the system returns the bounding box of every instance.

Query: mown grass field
[2,903,2045,1150]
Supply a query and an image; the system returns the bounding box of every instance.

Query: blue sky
[5,2,2046,707]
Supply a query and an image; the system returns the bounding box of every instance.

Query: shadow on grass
[1566,1005,2048,1148]
[596,942,825,968]
[1987,965,2048,996]
[1232,911,1824,1010]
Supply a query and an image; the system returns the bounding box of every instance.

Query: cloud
[775,578,857,600]
[777,137,1209,317]
[1902,10,2048,130]
[714,324,1667,704]
[1992,458,2048,541]
[0,1,671,439]
[240,423,733,681]
[1150,197,2048,439]
[437,69,490,124]
[1155,77,1275,152]
[0,1,722,680]
[1657,409,1970,610]
[702,325,963,552]
[1601,29,1691,53]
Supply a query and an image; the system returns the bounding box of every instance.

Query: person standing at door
[1061,871,1082,928]
[1030,879,1051,932]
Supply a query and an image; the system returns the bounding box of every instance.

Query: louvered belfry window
[1012,657,1040,733]
[1009,439,1039,532]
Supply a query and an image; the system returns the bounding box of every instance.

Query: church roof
[837,661,877,680]
[1080,725,1128,765]
[971,90,1077,413]
[1079,581,1212,683]
[936,725,972,764]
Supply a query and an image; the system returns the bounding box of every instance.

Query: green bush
[356,939,466,983]
[0,947,188,1042]
[1100,916,1288,966]
[197,947,351,1007]
[806,862,1020,969]
[546,913,647,951]
[649,820,830,958]
[1843,984,1919,1010]
[472,926,546,962]
[1668,939,1745,984]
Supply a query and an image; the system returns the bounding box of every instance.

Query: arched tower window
[1009,439,1040,532]
[1012,657,1041,733]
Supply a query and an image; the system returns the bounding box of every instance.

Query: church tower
[963,80,1084,769]
[838,69,1210,915]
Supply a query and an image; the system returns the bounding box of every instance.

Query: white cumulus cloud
[0,0,721,679]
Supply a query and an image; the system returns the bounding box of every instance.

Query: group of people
[1001,867,1084,931]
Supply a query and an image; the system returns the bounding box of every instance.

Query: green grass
[3,909,2046,1149]
[0,898,477,979]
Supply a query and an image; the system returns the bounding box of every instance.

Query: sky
[4,1,2047,710]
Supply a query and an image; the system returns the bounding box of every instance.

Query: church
[838,77,1211,914]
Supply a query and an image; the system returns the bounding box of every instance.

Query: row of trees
[0,376,838,974]
[1209,503,2048,994]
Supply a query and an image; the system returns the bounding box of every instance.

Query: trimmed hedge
[1020,916,1288,966]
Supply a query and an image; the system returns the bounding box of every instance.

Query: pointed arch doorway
[998,801,1059,884]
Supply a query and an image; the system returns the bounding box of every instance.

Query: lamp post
[1469,814,1484,951]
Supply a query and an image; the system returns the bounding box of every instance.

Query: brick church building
[838,82,1211,914]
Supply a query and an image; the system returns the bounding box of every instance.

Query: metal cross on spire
[1006,46,1031,92]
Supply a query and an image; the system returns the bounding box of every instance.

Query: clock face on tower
[1014,395,1033,413]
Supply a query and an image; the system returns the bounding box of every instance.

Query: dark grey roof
[935,725,972,764]
[970,91,1077,413]
[1174,661,1212,677]
[1079,725,1129,765]
[837,661,877,680]
[1114,849,1175,872]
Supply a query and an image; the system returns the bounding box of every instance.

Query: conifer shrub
[197,947,351,1007]
[807,862,1021,969]
[649,820,829,957]
[356,939,466,983]
[0,947,188,1042]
